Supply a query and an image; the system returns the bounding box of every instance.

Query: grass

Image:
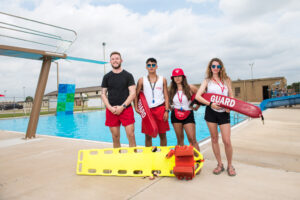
[0,111,55,118]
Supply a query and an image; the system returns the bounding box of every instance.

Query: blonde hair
[205,58,230,82]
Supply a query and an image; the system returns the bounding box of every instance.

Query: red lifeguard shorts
[105,106,135,127]
[142,105,170,134]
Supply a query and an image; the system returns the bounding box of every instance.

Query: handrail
[0,24,60,40]
[0,11,77,53]
[0,34,58,48]
[0,22,62,39]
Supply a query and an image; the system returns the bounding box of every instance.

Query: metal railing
[232,112,248,125]
[0,12,77,53]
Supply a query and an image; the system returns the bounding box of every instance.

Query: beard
[111,63,121,69]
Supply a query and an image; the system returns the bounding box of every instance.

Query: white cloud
[219,0,300,22]
[0,0,300,100]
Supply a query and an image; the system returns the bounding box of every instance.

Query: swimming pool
[0,106,246,146]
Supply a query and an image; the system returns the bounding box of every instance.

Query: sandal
[213,164,224,175]
[227,166,236,176]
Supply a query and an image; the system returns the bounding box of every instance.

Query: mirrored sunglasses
[211,65,222,69]
[147,64,156,68]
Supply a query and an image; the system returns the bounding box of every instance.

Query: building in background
[231,77,287,102]
[45,86,103,108]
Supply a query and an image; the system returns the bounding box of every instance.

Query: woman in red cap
[195,58,236,176]
[169,68,200,151]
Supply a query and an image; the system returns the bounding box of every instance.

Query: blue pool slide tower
[260,94,300,111]
[56,84,76,115]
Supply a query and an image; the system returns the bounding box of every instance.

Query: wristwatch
[165,109,170,113]
[122,104,127,108]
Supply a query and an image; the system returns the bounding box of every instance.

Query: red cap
[171,68,185,79]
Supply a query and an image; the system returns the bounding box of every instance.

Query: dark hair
[146,57,157,64]
[169,76,192,105]
[110,51,122,58]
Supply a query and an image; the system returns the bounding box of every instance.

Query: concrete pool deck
[1,107,300,200]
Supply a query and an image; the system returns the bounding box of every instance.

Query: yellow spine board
[77,146,203,177]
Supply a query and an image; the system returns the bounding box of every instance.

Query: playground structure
[0,12,106,139]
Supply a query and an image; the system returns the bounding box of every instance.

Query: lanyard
[213,78,225,93]
[177,91,183,110]
[177,91,183,104]
[148,75,157,104]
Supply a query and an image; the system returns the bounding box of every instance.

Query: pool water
[0,106,246,146]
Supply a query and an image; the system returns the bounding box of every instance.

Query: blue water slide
[260,94,300,111]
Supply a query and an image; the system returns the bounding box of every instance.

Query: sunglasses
[211,65,222,69]
[147,64,156,68]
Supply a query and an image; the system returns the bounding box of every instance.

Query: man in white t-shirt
[134,58,170,146]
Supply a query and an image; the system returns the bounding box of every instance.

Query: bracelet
[209,102,213,107]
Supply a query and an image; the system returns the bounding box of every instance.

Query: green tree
[288,82,300,93]
[25,96,33,102]
[292,82,300,93]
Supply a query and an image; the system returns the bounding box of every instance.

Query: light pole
[23,86,26,114]
[102,42,106,75]
[23,86,26,100]
[249,62,254,80]
[55,61,59,91]
[101,42,106,109]
[4,90,7,102]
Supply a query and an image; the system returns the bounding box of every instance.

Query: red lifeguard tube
[202,93,262,118]
[138,91,159,138]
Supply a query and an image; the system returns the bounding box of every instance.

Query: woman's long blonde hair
[205,58,230,82]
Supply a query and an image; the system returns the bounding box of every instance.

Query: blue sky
[90,0,221,15]
[18,0,222,16]
[0,0,300,99]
